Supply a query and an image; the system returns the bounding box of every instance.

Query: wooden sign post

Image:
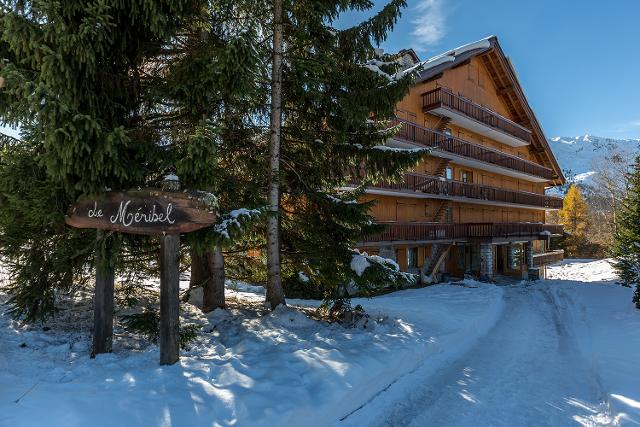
[65,178,216,365]
[93,230,115,356]
[159,232,180,364]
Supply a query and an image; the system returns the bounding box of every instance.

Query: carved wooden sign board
[65,189,217,235]
[65,187,217,365]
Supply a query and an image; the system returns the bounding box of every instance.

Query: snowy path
[347,282,618,426]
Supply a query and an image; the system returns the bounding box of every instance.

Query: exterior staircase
[420,243,452,284]
[434,116,452,132]
[432,200,452,222]
[432,158,451,177]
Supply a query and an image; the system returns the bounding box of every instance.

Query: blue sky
[340,0,640,139]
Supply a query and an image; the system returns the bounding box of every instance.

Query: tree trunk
[266,0,286,309]
[190,248,209,289]
[190,248,225,312]
[203,247,225,312]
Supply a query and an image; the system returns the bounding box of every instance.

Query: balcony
[360,173,563,210]
[422,87,532,147]
[362,222,564,244]
[533,250,565,266]
[392,118,555,181]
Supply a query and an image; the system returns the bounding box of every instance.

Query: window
[460,170,472,183]
[445,166,453,180]
[407,248,418,268]
[508,244,523,270]
[445,206,453,223]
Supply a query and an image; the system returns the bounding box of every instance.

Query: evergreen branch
[337,0,407,51]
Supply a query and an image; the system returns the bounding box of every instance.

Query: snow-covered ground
[0,260,638,426]
[342,259,640,426]
[0,276,503,427]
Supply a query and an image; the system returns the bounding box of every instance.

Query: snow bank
[547,258,618,283]
[0,279,503,427]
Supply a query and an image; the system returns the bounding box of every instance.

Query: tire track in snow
[350,283,617,427]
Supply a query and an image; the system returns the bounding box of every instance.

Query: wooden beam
[496,85,514,96]
[160,233,180,365]
[92,231,115,357]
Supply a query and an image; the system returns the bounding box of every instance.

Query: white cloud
[411,0,447,49]
[629,120,640,127]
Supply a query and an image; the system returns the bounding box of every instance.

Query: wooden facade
[355,37,565,281]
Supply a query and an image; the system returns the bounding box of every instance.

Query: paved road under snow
[366,283,615,426]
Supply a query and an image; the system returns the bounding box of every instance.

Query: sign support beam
[92,230,115,356]
[159,232,181,365]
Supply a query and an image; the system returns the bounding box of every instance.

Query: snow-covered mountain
[548,134,640,190]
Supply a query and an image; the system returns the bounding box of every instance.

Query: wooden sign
[67,183,217,365]
[65,189,217,235]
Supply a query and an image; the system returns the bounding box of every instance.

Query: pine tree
[558,185,590,257]
[0,0,210,320]
[271,0,429,307]
[265,0,286,309]
[187,0,428,310]
[612,157,640,309]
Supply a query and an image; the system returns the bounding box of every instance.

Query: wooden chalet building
[356,36,565,282]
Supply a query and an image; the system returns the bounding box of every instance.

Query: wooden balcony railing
[533,250,565,266]
[392,118,555,180]
[363,173,563,209]
[422,87,532,143]
[362,222,564,243]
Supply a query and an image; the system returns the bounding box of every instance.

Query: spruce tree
[271,0,429,307]
[0,0,209,320]
[265,0,286,310]
[612,157,640,309]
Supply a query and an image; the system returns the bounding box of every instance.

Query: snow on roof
[418,36,493,73]
[360,37,494,85]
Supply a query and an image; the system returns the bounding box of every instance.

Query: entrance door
[496,245,505,274]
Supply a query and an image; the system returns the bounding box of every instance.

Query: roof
[414,36,565,185]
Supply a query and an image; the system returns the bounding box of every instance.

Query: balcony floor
[358,187,560,211]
